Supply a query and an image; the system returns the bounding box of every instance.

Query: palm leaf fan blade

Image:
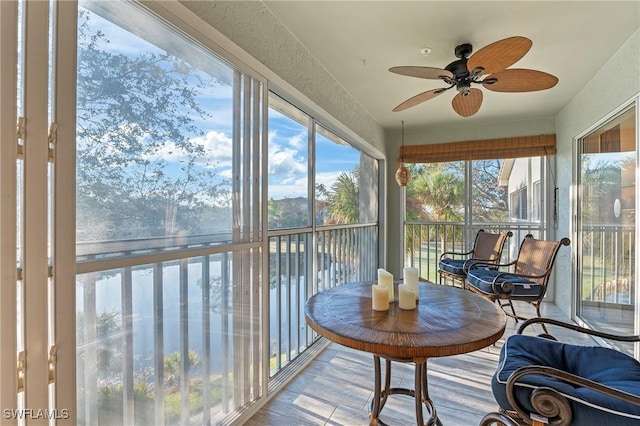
[466,36,532,76]
[393,88,448,112]
[483,69,558,92]
[451,88,482,117]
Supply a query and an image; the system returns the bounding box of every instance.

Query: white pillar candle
[372,284,389,311]
[403,267,420,300]
[398,284,416,310]
[377,268,394,302]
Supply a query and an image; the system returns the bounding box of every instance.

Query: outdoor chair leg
[534,303,549,334]
[506,300,519,320]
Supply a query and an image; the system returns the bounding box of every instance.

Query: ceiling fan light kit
[390,36,558,117]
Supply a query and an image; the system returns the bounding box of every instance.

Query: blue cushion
[466,269,541,297]
[492,334,640,425]
[438,258,466,277]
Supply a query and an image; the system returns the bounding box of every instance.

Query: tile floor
[244,302,597,426]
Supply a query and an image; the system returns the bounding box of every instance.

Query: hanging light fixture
[395,121,411,186]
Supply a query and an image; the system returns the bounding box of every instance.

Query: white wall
[553,29,640,317]
[179,1,386,156]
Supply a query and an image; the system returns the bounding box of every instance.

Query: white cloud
[267,171,343,200]
[268,177,309,199]
[268,138,307,184]
[315,171,343,189]
[143,130,233,169]
[288,132,305,149]
[198,130,233,168]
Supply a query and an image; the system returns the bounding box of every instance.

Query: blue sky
[268,108,361,200]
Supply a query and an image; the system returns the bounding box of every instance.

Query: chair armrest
[479,411,519,426]
[517,318,640,343]
[505,365,640,424]
[463,257,495,272]
[439,248,473,260]
[481,352,640,426]
[468,259,517,270]
[489,271,549,295]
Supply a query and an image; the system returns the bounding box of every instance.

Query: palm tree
[406,163,465,255]
[325,169,359,224]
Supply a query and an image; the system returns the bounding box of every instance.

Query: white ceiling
[262,1,640,130]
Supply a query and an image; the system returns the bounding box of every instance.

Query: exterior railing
[68,219,636,424]
[76,236,261,425]
[75,223,379,424]
[268,223,378,376]
[405,221,634,309]
[580,224,635,305]
[404,221,545,283]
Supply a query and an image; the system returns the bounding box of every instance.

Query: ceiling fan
[389,36,558,117]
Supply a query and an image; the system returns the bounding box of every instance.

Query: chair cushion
[492,334,640,425]
[438,258,466,277]
[466,269,541,297]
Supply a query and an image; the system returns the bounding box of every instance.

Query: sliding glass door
[576,106,637,355]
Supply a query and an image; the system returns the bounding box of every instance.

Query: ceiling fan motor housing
[445,57,473,95]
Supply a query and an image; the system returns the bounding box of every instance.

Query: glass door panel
[577,107,636,355]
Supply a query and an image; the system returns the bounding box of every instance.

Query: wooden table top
[305,281,506,360]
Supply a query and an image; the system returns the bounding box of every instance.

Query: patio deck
[245,301,598,426]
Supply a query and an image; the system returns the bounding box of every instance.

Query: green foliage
[405,160,513,253]
[409,162,464,223]
[91,351,235,424]
[163,380,203,423]
[470,160,509,222]
[268,197,308,228]
[405,163,464,253]
[96,379,154,425]
[163,350,201,380]
[163,375,230,423]
[325,169,359,224]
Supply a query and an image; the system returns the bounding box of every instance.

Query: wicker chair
[465,234,570,331]
[480,318,640,426]
[438,230,512,287]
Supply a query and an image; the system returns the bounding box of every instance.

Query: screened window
[315,125,378,225]
[75,2,263,424]
[472,159,509,222]
[267,95,310,229]
[76,1,239,256]
[405,156,547,281]
[576,106,636,355]
[405,162,464,223]
[267,94,380,377]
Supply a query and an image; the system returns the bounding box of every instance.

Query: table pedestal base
[369,355,442,426]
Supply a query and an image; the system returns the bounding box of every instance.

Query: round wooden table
[305,281,506,426]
